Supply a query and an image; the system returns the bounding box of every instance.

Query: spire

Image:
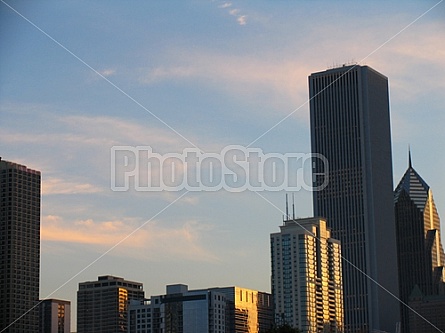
[408,145,412,169]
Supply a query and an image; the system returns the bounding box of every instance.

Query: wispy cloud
[139,14,445,122]
[216,0,247,26]
[42,215,219,262]
[218,2,231,9]
[141,50,312,120]
[140,66,195,84]
[42,177,102,195]
[237,15,247,26]
[99,68,116,77]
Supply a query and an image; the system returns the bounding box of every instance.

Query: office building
[208,286,274,333]
[394,155,445,332]
[39,299,71,333]
[128,284,273,333]
[77,275,145,333]
[128,297,163,333]
[0,157,41,333]
[270,216,343,332]
[309,65,400,332]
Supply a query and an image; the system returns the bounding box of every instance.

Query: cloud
[237,15,247,26]
[41,215,219,262]
[216,0,247,26]
[99,68,116,77]
[42,177,103,195]
[141,50,312,120]
[218,2,231,9]
[140,66,195,84]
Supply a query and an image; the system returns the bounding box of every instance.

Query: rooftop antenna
[285,193,289,221]
[292,193,295,220]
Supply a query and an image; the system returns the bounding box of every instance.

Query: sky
[1,0,444,331]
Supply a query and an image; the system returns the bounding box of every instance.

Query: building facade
[39,299,71,333]
[77,275,145,333]
[408,285,445,333]
[0,158,41,333]
[209,286,274,333]
[394,155,445,332]
[309,65,400,332]
[128,284,273,333]
[270,217,343,332]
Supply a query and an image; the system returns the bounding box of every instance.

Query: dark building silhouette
[309,65,400,333]
[77,275,145,333]
[0,158,41,333]
[394,154,445,332]
[408,285,445,333]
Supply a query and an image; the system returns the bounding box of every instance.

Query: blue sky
[1,0,444,330]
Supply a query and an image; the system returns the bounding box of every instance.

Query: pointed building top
[408,145,412,169]
[394,151,430,209]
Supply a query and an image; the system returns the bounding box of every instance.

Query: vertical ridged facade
[309,65,400,333]
[0,158,41,333]
[394,157,445,332]
[270,217,343,332]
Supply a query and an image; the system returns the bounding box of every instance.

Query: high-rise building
[128,284,273,333]
[77,275,145,333]
[270,216,343,332]
[39,299,71,333]
[394,154,445,332]
[309,65,400,332]
[0,157,41,333]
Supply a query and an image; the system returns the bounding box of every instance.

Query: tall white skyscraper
[270,216,343,332]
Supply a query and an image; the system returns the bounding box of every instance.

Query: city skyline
[1,1,445,331]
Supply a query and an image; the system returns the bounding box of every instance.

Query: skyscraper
[0,157,41,333]
[270,216,343,332]
[394,154,445,332]
[77,275,145,333]
[309,65,400,333]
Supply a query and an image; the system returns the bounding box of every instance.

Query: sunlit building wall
[209,286,274,333]
[0,158,41,333]
[77,275,144,333]
[271,217,343,332]
[39,299,71,333]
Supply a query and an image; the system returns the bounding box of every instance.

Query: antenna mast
[285,194,289,221]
